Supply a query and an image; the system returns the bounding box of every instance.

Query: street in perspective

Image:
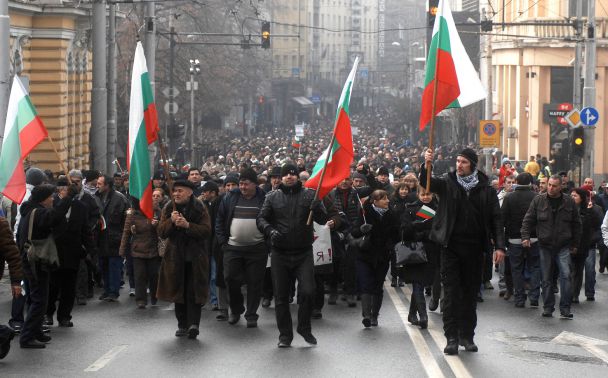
[1,0,608,377]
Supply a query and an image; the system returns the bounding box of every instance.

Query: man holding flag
[256,57,357,347]
[419,0,503,355]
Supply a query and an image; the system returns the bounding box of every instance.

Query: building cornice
[10,25,76,40]
[9,1,90,17]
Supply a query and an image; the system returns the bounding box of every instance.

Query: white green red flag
[305,57,358,199]
[0,76,48,204]
[419,0,486,131]
[128,42,159,219]
[292,136,301,149]
[416,205,436,220]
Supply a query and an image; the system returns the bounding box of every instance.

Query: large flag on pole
[419,0,486,131]
[128,41,159,219]
[0,76,48,204]
[305,57,358,199]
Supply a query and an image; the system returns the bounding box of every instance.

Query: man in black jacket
[96,175,128,302]
[70,169,101,305]
[327,176,363,306]
[257,164,328,347]
[45,178,93,327]
[501,173,540,308]
[521,175,582,319]
[421,148,505,355]
[216,168,267,328]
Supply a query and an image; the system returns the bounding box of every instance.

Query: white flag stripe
[128,42,147,164]
[435,0,486,107]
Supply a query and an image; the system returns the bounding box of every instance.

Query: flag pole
[306,116,340,226]
[425,8,443,191]
[155,132,176,211]
[46,134,71,183]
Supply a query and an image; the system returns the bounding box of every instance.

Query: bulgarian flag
[416,205,436,220]
[292,136,301,149]
[0,76,48,204]
[128,42,159,219]
[305,57,358,199]
[419,0,486,130]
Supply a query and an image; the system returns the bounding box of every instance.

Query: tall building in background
[267,0,311,128]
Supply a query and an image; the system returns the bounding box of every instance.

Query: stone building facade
[8,1,92,172]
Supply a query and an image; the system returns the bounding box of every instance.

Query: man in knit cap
[421,148,505,355]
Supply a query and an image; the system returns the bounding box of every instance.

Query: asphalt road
[1,263,608,377]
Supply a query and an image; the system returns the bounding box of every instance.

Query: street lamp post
[189,59,200,167]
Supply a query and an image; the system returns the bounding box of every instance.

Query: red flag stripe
[419,49,460,131]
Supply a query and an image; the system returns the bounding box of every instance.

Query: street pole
[144,1,157,171]
[144,2,155,91]
[107,2,117,173]
[572,0,583,109]
[167,20,175,154]
[91,0,108,172]
[0,0,9,150]
[582,0,596,180]
[189,71,195,167]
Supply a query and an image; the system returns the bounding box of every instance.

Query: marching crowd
[1,113,608,358]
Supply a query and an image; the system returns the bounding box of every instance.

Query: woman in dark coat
[570,188,602,302]
[157,180,211,339]
[351,190,406,328]
[119,197,160,309]
[400,187,440,329]
[16,183,77,348]
[389,183,410,287]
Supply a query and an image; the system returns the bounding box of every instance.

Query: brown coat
[156,197,211,304]
[119,209,159,258]
[0,216,23,283]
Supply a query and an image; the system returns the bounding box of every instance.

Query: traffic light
[571,127,585,157]
[428,0,439,26]
[481,19,493,32]
[261,21,271,49]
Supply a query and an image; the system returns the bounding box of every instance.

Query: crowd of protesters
[1,108,608,357]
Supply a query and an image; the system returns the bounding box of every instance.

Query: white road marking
[552,331,608,365]
[400,285,473,378]
[385,283,445,378]
[84,345,128,372]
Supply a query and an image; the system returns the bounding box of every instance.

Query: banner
[312,222,332,266]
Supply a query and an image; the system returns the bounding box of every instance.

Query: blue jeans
[508,243,540,304]
[209,256,217,305]
[101,256,123,297]
[584,249,596,298]
[539,247,572,313]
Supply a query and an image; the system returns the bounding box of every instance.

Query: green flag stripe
[424,16,452,87]
[0,121,22,190]
[336,81,352,120]
[141,72,154,109]
[129,119,152,198]
[310,140,341,177]
[16,96,37,131]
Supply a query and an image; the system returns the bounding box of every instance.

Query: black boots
[415,293,428,329]
[361,294,372,328]
[408,294,419,325]
[444,338,459,355]
[371,294,382,326]
[459,338,478,352]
